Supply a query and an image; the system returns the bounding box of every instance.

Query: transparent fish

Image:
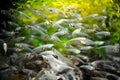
[68,37,94,45]
[53,28,68,36]
[84,29,95,33]
[32,44,54,53]
[86,14,98,18]
[67,48,81,54]
[80,46,93,51]
[95,31,111,38]
[94,41,104,45]
[99,44,120,55]
[77,55,89,62]
[8,21,20,27]
[3,43,7,54]
[48,8,62,13]
[19,11,35,23]
[35,10,47,18]
[65,6,74,10]
[113,57,120,62]
[86,14,107,20]
[34,25,47,33]
[68,13,82,20]
[15,43,33,52]
[106,73,120,80]
[50,35,61,42]
[91,60,112,68]
[70,56,85,65]
[91,77,108,80]
[52,22,64,29]
[103,64,116,71]
[69,23,84,28]
[94,16,107,20]
[26,25,45,35]
[0,30,15,38]
[93,24,101,31]
[80,65,95,70]
[0,63,9,70]
[72,29,89,37]
[56,19,75,24]
[8,47,22,52]
[12,37,25,42]
[15,27,22,31]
